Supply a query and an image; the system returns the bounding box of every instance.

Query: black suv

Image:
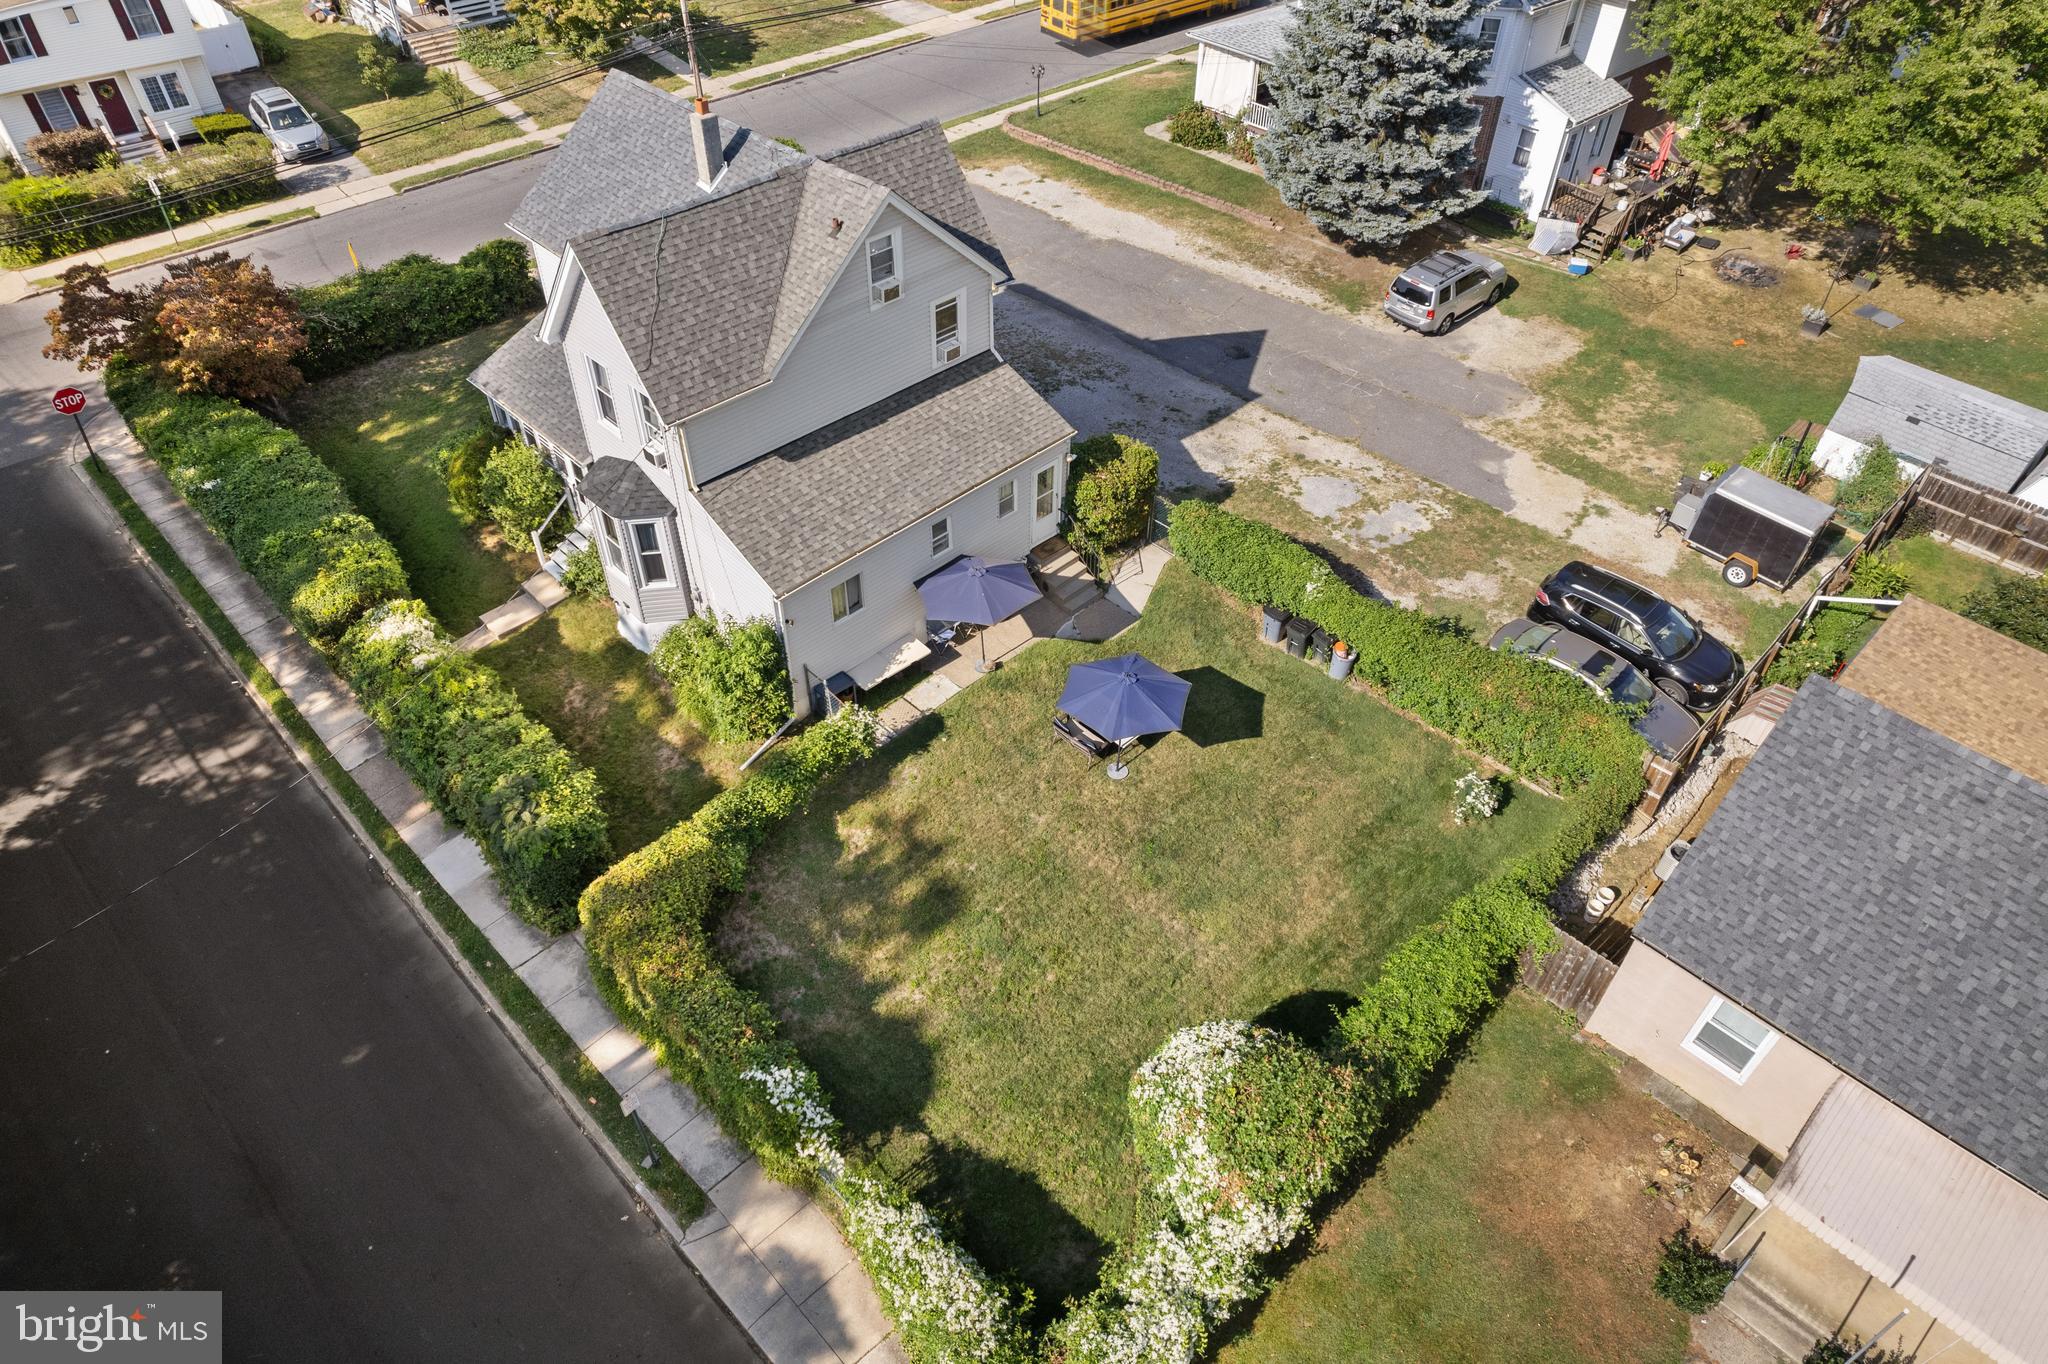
[1528,562,1741,710]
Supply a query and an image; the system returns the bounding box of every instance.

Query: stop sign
[51,387,86,416]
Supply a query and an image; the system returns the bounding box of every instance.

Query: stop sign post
[52,387,97,461]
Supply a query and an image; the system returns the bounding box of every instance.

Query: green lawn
[477,596,750,856]
[656,1,899,81]
[287,318,528,632]
[725,565,1570,1303]
[233,0,520,172]
[1890,531,2028,611]
[1214,995,1697,1364]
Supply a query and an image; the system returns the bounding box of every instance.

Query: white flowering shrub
[1452,769,1503,825]
[840,1176,1032,1364]
[740,1064,842,1179]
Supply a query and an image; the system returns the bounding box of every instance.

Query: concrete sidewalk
[87,421,904,1364]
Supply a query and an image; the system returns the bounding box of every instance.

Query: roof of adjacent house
[1189,4,1298,64]
[469,315,592,464]
[1827,356,2048,493]
[1836,597,2048,786]
[1637,677,2048,1195]
[1521,56,1634,125]
[692,351,1073,595]
[579,456,672,520]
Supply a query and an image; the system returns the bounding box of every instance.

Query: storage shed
[1814,356,2048,508]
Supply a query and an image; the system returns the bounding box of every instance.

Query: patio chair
[1053,710,1119,760]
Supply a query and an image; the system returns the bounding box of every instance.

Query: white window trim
[1681,995,1779,1084]
[1033,464,1056,519]
[635,389,659,445]
[598,511,625,571]
[996,478,1015,518]
[1476,14,1500,73]
[62,5,79,23]
[1511,125,1536,169]
[930,516,951,558]
[831,573,863,621]
[588,357,618,429]
[867,230,901,309]
[932,293,961,368]
[123,0,166,37]
[629,519,672,588]
[0,16,38,60]
[138,68,191,113]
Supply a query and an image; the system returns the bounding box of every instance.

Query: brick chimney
[690,97,723,192]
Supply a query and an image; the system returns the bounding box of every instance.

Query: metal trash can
[1283,618,1312,658]
[1260,604,1289,644]
[1329,642,1356,681]
[1308,628,1332,664]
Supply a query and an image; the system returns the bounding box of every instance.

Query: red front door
[88,78,137,137]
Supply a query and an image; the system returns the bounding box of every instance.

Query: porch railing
[531,488,574,567]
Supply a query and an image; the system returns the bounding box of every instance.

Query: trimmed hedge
[1066,432,1160,578]
[337,603,610,929]
[294,240,540,380]
[26,127,113,176]
[0,136,280,267]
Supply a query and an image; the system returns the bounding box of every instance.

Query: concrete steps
[1032,542,1100,616]
[541,528,591,581]
[112,133,161,165]
[1722,1272,1819,1361]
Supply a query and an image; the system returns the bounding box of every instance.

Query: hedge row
[294,241,541,380]
[106,362,608,929]
[0,135,281,267]
[1167,500,1646,795]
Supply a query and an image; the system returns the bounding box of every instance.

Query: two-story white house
[1190,0,1669,216]
[473,71,1075,717]
[0,0,249,170]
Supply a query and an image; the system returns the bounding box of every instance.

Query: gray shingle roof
[469,315,592,464]
[1189,4,1298,64]
[1637,677,2048,1194]
[693,352,1072,594]
[579,456,672,519]
[1828,355,2048,493]
[1521,56,1633,125]
[821,122,1010,278]
[507,71,804,254]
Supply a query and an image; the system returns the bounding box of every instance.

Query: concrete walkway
[453,59,542,135]
[457,568,569,651]
[87,421,905,1364]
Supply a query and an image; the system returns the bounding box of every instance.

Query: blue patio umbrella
[917,556,1043,670]
[1058,653,1192,748]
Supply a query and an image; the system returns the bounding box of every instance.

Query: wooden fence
[1519,925,1620,1022]
[1913,463,2048,574]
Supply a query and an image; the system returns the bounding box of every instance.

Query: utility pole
[1032,63,1046,118]
[680,0,707,104]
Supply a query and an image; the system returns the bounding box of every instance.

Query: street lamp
[1032,63,1046,118]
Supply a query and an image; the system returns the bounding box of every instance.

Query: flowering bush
[740,1064,841,1177]
[841,1177,1033,1364]
[1452,769,1503,824]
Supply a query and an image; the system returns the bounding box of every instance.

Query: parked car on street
[1383,250,1508,334]
[246,87,330,162]
[1528,561,1741,710]
[1488,617,1703,758]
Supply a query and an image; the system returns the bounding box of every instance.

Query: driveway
[213,65,371,192]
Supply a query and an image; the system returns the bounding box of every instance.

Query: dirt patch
[1444,307,1584,383]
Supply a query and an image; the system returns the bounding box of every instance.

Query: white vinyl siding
[1558,0,1584,49]
[676,486,776,624]
[681,206,996,483]
[555,284,655,468]
[1683,996,1778,1083]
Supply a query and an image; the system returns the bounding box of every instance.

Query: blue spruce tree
[1257,0,1489,244]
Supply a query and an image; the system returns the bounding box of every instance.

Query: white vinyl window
[62,5,79,22]
[831,573,862,621]
[997,478,1015,518]
[1476,14,1500,72]
[1511,126,1536,168]
[630,521,670,586]
[932,294,961,366]
[1682,996,1778,1083]
[867,231,900,306]
[1034,465,1055,518]
[0,16,37,59]
[635,389,660,444]
[588,358,617,428]
[123,0,165,36]
[138,70,189,113]
[33,89,78,130]
[930,517,951,557]
[1559,0,1584,49]
[598,511,625,570]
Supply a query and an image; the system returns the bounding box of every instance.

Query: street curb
[725,32,934,96]
[65,451,762,1357]
[391,141,555,194]
[24,210,321,294]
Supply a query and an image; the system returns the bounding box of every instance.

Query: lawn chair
[1052,710,1121,761]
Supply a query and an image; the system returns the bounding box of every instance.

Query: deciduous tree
[504,0,669,62]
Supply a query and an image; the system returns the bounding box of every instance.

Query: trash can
[1329,641,1356,680]
[1308,628,1332,664]
[1654,839,1691,882]
[1260,604,1289,644]
[1283,618,1313,658]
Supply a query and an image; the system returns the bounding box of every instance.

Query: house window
[0,16,38,59]
[630,521,670,586]
[599,511,625,570]
[1476,14,1500,72]
[997,478,1015,518]
[33,88,78,131]
[123,0,166,36]
[1511,126,1535,168]
[588,358,617,428]
[933,295,961,366]
[867,232,900,306]
[1683,996,1778,1083]
[1559,0,1583,49]
[138,71,189,113]
[831,574,862,621]
[635,389,659,444]
[930,517,951,557]
[62,5,78,22]
[1034,465,1055,518]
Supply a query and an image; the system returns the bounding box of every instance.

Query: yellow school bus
[1040,0,1248,45]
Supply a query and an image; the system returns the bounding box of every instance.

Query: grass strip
[83,455,707,1225]
[727,31,931,91]
[941,58,1161,128]
[392,141,552,193]
[31,207,319,286]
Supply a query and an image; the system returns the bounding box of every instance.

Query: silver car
[1487,616,1703,759]
[1383,249,1508,334]
[247,86,331,161]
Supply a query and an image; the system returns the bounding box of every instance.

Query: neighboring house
[1189,0,1668,216]
[1814,355,2048,508]
[343,0,505,65]
[473,71,1074,718]
[0,0,248,169]
[1587,627,2048,1364]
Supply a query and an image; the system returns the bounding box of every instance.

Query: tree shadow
[1176,666,1262,747]
[1252,988,1359,1050]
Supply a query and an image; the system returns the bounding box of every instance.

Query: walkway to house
[452,60,542,135]
[456,567,570,651]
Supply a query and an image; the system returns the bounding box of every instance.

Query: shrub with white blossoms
[1452,769,1503,825]
[840,1176,1032,1364]
[740,1063,842,1179]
